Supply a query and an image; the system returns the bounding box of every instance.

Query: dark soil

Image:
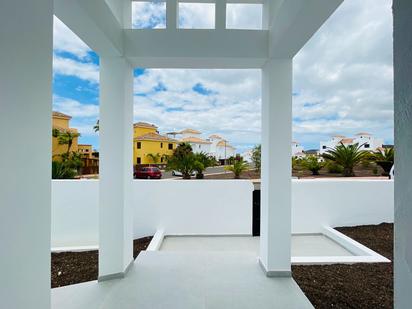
[51,236,153,288]
[293,223,393,309]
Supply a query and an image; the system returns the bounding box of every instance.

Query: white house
[177,130,236,160]
[209,134,237,161]
[292,141,305,158]
[320,133,384,154]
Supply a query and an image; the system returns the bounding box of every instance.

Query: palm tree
[323,143,367,177]
[193,152,216,179]
[301,156,325,175]
[57,131,81,153]
[93,120,99,132]
[146,153,161,165]
[165,143,196,179]
[373,147,394,176]
[251,144,261,173]
[224,156,249,179]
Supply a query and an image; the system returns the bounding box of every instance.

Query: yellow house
[78,144,93,159]
[52,111,79,159]
[133,122,178,165]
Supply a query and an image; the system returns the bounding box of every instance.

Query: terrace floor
[52,251,313,309]
[160,235,353,257]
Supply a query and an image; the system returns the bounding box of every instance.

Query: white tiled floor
[160,235,353,257]
[52,251,314,309]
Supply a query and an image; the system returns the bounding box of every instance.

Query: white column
[215,0,226,30]
[0,1,53,308]
[99,57,134,280]
[393,0,412,307]
[167,0,178,30]
[259,59,292,277]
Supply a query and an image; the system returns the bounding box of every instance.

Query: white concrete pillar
[99,57,134,280]
[167,0,178,30]
[215,0,227,30]
[393,1,412,307]
[259,59,292,277]
[0,1,53,308]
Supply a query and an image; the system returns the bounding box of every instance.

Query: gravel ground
[51,236,153,288]
[293,223,393,309]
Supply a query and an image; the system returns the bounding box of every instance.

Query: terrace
[1,0,411,309]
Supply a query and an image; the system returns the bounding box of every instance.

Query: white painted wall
[51,180,99,247]
[393,1,412,307]
[292,179,394,233]
[51,179,394,248]
[133,180,254,237]
[0,1,53,308]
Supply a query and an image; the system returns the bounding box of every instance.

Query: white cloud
[53,97,99,137]
[292,0,393,146]
[178,3,215,29]
[53,97,99,118]
[53,16,91,59]
[132,2,166,29]
[53,55,99,83]
[52,0,393,152]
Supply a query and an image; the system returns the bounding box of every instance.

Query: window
[160,142,163,148]
[132,1,166,29]
[226,4,263,30]
[179,3,215,29]
[137,157,141,164]
[137,142,141,149]
[364,144,370,148]
[161,157,164,163]
[168,143,173,150]
[322,146,327,149]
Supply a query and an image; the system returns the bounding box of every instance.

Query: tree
[165,143,196,179]
[193,152,216,179]
[52,161,77,179]
[323,143,368,177]
[224,156,249,179]
[373,147,394,177]
[251,144,261,173]
[301,156,325,175]
[94,120,99,132]
[57,131,81,153]
[146,153,161,165]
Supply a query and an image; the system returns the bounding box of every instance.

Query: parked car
[134,166,162,179]
[172,170,196,177]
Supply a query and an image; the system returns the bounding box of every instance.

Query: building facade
[133,122,178,165]
[320,133,384,154]
[52,111,79,159]
[174,130,237,161]
[292,141,305,158]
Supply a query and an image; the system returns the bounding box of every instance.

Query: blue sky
[52,0,394,154]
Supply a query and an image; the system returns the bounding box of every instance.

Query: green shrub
[326,161,344,174]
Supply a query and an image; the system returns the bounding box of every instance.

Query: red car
[134,166,162,179]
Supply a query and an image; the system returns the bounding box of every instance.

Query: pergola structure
[1,0,411,308]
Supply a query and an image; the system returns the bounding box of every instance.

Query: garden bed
[51,236,153,288]
[293,223,393,309]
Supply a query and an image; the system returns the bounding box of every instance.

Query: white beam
[166,0,178,29]
[0,0,53,308]
[99,57,134,280]
[267,0,343,58]
[393,0,412,307]
[260,59,292,276]
[215,0,227,30]
[124,29,268,68]
[54,0,123,56]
